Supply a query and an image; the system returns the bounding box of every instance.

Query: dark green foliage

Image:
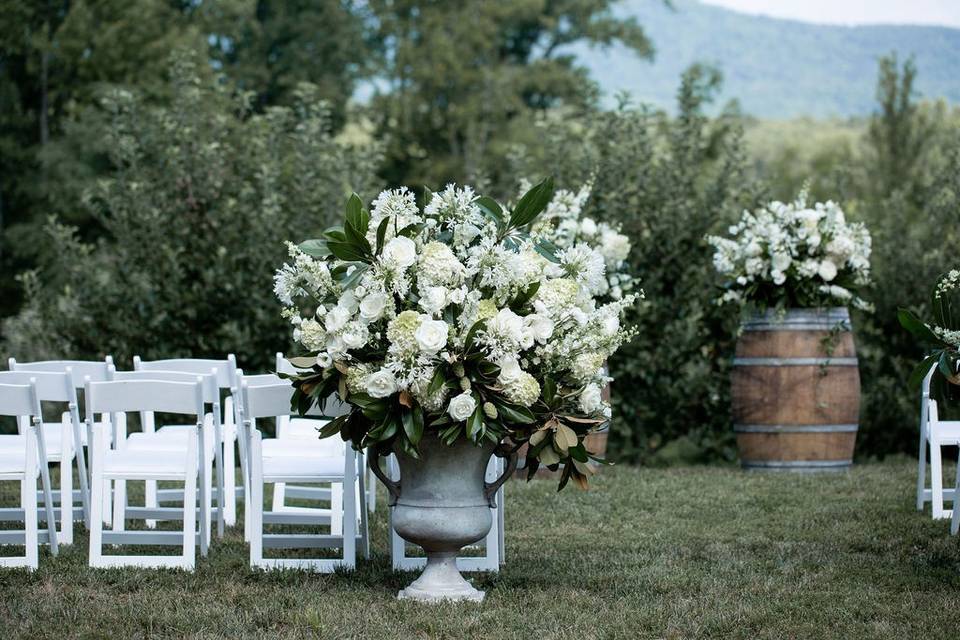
[1,56,380,373]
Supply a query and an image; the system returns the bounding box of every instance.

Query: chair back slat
[110,368,219,404]
[134,356,237,389]
[9,357,112,385]
[86,379,203,416]
[241,380,295,421]
[0,383,40,418]
[0,370,75,403]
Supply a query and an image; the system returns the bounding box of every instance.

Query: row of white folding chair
[0,380,59,568]
[134,356,238,529]
[6,357,117,532]
[238,372,368,571]
[916,366,960,521]
[107,367,219,554]
[273,353,377,515]
[86,376,207,569]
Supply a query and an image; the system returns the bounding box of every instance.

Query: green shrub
[1,55,381,372]
[504,66,762,463]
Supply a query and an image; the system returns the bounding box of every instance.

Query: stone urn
[369,436,517,602]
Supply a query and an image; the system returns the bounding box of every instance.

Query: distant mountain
[569,0,960,117]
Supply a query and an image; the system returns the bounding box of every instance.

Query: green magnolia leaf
[898,307,945,345]
[287,356,317,369]
[427,366,446,397]
[398,222,425,238]
[464,320,486,352]
[345,193,366,232]
[327,241,370,263]
[319,414,348,439]
[908,354,939,390]
[533,238,561,263]
[494,401,536,424]
[467,406,484,439]
[341,263,369,289]
[542,376,557,405]
[476,196,504,225]
[299,239,330,258]
[509,176,555,229]
[401,406,424,446]
[343,220,372,257]
[321,226,346,242]
[375,217,390,255]
[511,280,540,309]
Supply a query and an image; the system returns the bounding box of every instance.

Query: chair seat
[126,430,216,457]
[0,432,71,465]
[0,436,34,475]
[263,438,338,458]
[261,451,345,480]
[103,448,192,478]
[929,420,960,444]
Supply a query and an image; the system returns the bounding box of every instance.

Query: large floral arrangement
[274,179,638,489]
[899,268,960,395]
[520,180,636,303]
[706,193,872,311]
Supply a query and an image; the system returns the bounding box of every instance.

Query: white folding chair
[0,370,81,544]
[916,368,960,518]
[0,380,59,569]
[86,377,206,569]
[8,357,117,527]
[239,374,367,571]
[108,368,220,550]
[273,352,376,517]
[387,454,506,572]
[133,356,238,528]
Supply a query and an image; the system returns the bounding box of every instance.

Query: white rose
[497,356,525,385]
[524,314,554,344]
[365,369,398,399]
[772,271,786,285]
[601,315,619,337]
[326,334,346,357]
[383,236,417,269]
[771,252,792,272]
[488,308,525,342]
[339,291,359,314]
[579,383,603,414]
[359,292,389,322]
[341,322,368,349]
[447,391,477,422]
[818,260,838,282]
[316,352,333,368]
[325,306,351,332]
[418,286,448,315]
[414,318,449,354]
[580,217,598,236]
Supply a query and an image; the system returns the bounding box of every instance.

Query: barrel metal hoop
[734,423,859,434]
[741,460,851,469]
[743,322,852,332]
[733,357,859,367]
[742,307,851,332]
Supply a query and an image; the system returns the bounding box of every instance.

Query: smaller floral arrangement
[519,180,636,303]
[706,193,872,311]
[899,268,960,394]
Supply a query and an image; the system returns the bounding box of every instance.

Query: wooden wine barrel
[732,307,860,471]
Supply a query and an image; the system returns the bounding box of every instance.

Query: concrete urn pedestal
[370,436,516,603]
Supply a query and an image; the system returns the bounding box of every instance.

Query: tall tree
[367,0,655,188]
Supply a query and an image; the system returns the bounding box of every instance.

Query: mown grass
[1,458,959,639]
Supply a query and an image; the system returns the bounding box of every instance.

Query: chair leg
[183,442,198,570]
[60,456,74,545]
[952,451,960,535]
[358,465,370,560]
[222,425,236,528]
[199,456,211,558]
[272,482,287,512]
[341,452,357,569]
[112,479,127,532]
[917,432,928,511]
[75,441,91,527]
[89,446,104,568]
[331,484,343,536]
[931,443,947,519]
[249,437,264,568]
[145,480,158,529]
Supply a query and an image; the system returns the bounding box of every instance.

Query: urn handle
[484,444,518,508]
[368,445,401,507]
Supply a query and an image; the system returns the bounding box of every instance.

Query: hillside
[571,0,960,117]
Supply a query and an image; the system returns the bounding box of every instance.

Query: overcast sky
[700,0,960,28]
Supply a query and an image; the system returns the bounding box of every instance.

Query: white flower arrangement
[706,193,873,311]
[275,179,639,489]
[518,179,637,303]
[900,268,960,390]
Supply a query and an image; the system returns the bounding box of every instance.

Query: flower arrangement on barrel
[273,179,638,600]
[707,193,873,472]
[899,268,960,397]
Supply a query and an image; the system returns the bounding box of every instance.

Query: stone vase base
[397,552,485,603]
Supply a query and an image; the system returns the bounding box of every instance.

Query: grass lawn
[2,457,960,639]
